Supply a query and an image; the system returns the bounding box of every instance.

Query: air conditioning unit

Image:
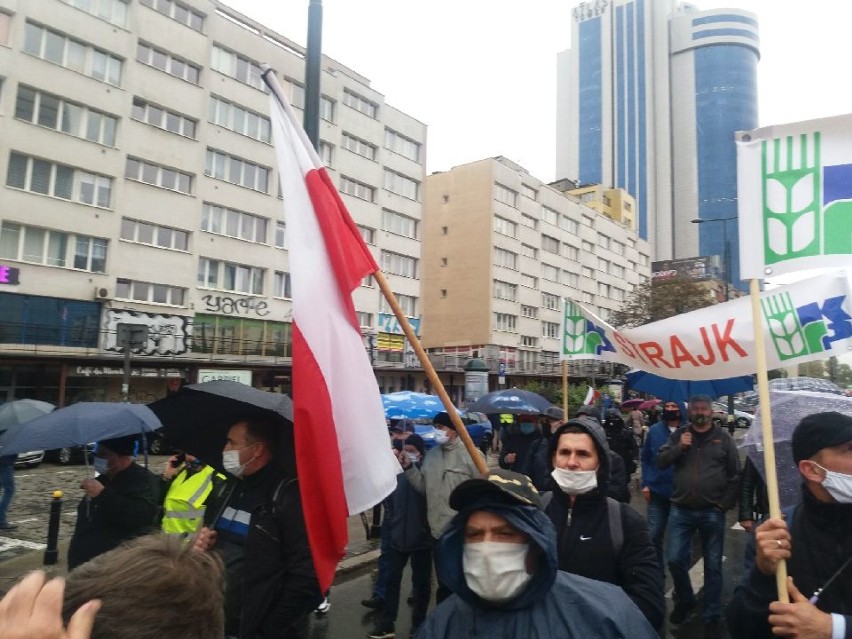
[95,286,112,301]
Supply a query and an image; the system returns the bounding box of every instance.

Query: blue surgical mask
[520,423,536,435]
[93,457,109,475]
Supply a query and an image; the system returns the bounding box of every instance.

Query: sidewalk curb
[337,548,380,577]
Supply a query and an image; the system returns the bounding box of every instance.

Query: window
[133,97,196,138]
[7,152,112,207]
[273,271,291,298]
[62,0,129,26]
[611,264,625,278]
[624,201,633,211]
[0,12,11,46]
[204,149,269,192]
[24,22,122,85]
[275,221,286,248]
[582,266,594,278]
[384,169,419,201]
[15,86,117,146]
[542,263,559,283]
[521,335,538,347]
[582,292,594,304]
[598,258,610,274]
[541,235,559,254]
[494,183,517,207]
[379,292,416,317]
[318,141,333,167]
[541,292,559,310]
[120,218,188,250]
[342,89,377,118]
[357,225,374,244]
[493,280,518,301]
[356,311,372,328]
[598,282,611,296]
[384,128,420,162]
[520,214,537,230]
[522,184,537,200]
[192,314,291,357]
[564,271,580,287]
[320,96,335,122]
[582,214,595,226]
[116,278,185,305]
[0,222,106,272]
[494,216,517,238]
[520,243,537,259]
[542,206,558,226]
[564,244,579,260]
[340,176,374,202]
[198,257,264,294]
[126,157,192,194]
[521,273,538,289]
[140,0,203,30]
[542,321,560,339]
[494,313,517,332]
[521,305,538,319]
[581,240,594,252]
[208,96,269,142]
[560,216,579,234]
[612,240,625,255]
[381,209,417,239]
[493,247,517,270]
[597,233,610,250]
[211,45,263,91]
[136,42,199,84]
[639,253,649,266]
[342,132,376,160]
[612,287,625,301]
[201,203,268,243]
[282,79,305,108]
[380,250,417,278]
[361,274,374,288]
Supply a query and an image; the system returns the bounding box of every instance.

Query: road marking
[11,518,38,524]
[0,537,46,551]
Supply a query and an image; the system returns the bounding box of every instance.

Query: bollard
[43,490,63,566]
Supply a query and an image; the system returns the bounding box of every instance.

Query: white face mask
[433,430,450,446]
[406,452,420,464]
[93,457,109,475]
[463,541,532,603]
[813,463,852,504]
[222,446,255,478]
[551,467,598,495]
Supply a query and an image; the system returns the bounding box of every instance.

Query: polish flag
[265,70,400,591]
[584,386,602,406]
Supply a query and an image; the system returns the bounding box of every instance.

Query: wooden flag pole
[372,270,489,476]
[749,277,789,602]
[562,361,568,417]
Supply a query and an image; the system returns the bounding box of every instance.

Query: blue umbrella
[381,392,454,420]
[625,370,754,405]
[467,389,551,415]
[0,402,161,457]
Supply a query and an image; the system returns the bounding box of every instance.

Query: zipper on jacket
[566,506,573,527]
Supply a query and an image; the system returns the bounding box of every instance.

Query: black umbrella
[468,389,552,415]
[148,381,294,473]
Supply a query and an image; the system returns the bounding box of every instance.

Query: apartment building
[421,157,650,396]
[0,0,426,404]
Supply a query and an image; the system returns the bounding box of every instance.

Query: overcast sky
[223,0,852,182]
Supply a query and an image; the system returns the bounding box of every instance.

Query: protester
[737,456,769,534]
[67,435,158,570]
[658,394,740,636]
[193,418,321,638]
[629,406,646,444]
[640,399,681,580]
[727,411,852,639]
[0,454,16,531]
[159,452,222,536]
[574,405,630,502]
[603,407,638,478]
[368,434,432,639]
[544,418,664,629]
[499,415,543,473]
[525,406,563,490]
[416,468,658,638]
[402,411,483,603]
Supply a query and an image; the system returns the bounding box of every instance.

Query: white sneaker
[315,597,330,614]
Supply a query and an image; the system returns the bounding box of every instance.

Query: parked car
[44,445,93,466]
[14,450,44,468]
[711,402,753,430]
[415,412,493,454]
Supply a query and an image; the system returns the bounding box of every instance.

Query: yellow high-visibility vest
[161,465,218,535]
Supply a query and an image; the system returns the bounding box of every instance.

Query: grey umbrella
[0,399,55,432]
[740,390,852,510]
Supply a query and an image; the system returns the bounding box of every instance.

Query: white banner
[737,113,852,279]
[560,270,852,380]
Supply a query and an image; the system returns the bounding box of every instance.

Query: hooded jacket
[544,419,664,629]
[416,497,658,638]
[641,419,677,497]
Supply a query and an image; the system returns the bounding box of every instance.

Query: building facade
[555,0,759,285]
[421,157,651,400]
[0,0,427,404]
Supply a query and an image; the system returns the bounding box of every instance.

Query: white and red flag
[583,386,602,406]
[265,70,399,591]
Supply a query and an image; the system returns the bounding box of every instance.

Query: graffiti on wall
[101,309,192,355]
[201,295,269,317]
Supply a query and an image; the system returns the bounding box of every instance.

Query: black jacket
[68,462,158,570]
[738,457,769,523]
[544,488,664,629]
[499,431,543,472]
[727,487,852,639]
[204,463,322,639]
[388,466,431,552]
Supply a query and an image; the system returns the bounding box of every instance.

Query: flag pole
[749,277,789,602]
[562,361,568,417]
[372,270,489,476]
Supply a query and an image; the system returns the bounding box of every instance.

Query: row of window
[139,0,204,32]
[16,85,118,146]
[24,21,122,86]
[0,222,106,272]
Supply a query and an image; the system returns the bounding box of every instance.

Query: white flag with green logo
[737,114,852,279]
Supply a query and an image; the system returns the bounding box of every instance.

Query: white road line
[0,537,47,551]
[11,518,38,524]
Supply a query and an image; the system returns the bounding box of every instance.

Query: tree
[608,276,717,328]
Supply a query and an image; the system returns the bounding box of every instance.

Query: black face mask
[663,409,680,422]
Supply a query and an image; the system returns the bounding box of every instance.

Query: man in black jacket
[727,411,852,639]
[68,435,158,570]
[194,418,322,639]
[544,417,664,630]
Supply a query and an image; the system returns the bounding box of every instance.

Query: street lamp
[691,216,737,302]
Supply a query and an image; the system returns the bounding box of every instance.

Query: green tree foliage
[519,381,602,416]
[608,276,717,329]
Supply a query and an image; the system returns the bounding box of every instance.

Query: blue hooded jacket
[416,497,658,638]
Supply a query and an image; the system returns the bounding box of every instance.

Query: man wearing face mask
[499,415,542,473]
[727,411,852,639]
[193,419,321,639]
[159,452,223,536]
[68,435,158,570]
[544,417,664,629]
[416,468,658,638]
[401,411,482,603]
[657,394,740,635]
